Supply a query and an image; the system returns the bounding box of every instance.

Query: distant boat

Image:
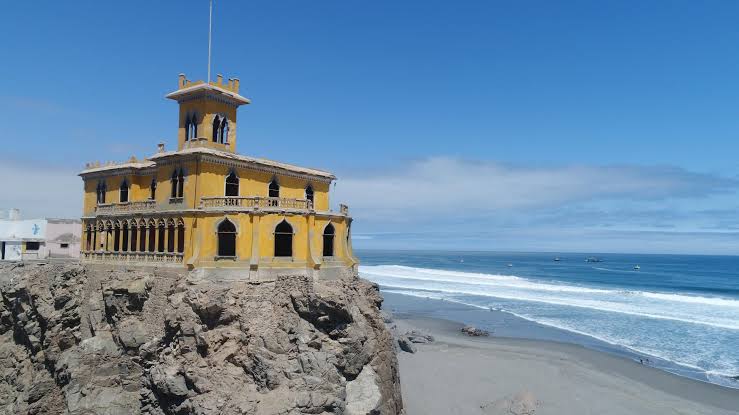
[460,259,464,263]
[507,263,513,267]
[634,265,640,270]
[554,257,561,262]
[585,257,602,263]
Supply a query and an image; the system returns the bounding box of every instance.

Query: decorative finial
[157,142,165,153]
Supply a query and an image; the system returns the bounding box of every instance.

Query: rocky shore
[0,262,403,415]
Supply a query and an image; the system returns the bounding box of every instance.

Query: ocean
[357,250,739,389]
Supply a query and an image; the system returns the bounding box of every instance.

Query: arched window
[305,185,314,205]
[130,225,138,252]
[150,177,157,200]
[212,116,221,143]
[147,224,155,252]
[322,223,335,257]
[225,171,239,196]
[139,223,147,252]
[177,222,185,254]
[170,169,184,199]
[113,224,121,252]
[217,219,236,257]
[121,223,129,252]
[269,178,280,198]
[185,113,198,140]
[85,226,92,251]
[220,119,229,144]
[177,169,184,198]
[96,181,107,204]
[157,222,166,253]
[274,220,293,257]
[120,180,129,203]
[167,224,175,253]
[171,170,178,198]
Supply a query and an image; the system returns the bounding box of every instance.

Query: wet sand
[387,297,739,414]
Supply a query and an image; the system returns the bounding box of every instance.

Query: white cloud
[0,162,82,219]
[334,157,738,221]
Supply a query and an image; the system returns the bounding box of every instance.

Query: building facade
[0,210,81,260]
[79,74,358,280]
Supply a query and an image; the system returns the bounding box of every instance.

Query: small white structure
[0,209,81,261]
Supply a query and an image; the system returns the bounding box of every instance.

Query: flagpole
[207,0,213,82]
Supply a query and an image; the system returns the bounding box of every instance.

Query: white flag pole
[207,0,213,82]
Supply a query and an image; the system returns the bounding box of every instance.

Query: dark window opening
[274,220,293,257]
[61,243,69,248]
[26,241,40,251]
[167,226,175,252]
[225,172,239,196]
[323,223,335,257]
[185,114,198,140]
[171,170,178,198]
[305,185,314,205]
[170,169,184,199]
[212,116,221,143]
[269,179,280,198]
[177,170,184,198]
[150,178,157,200]
[217,219,236,257]
[130,227,138,252]
[157,224,165,253]
[148,227,155,252]
[113,227,121,252]
[139,227,147,252]
[177,225,185,254]
[121,224,129,252]
[120,180,129,203]
[220,119,229,144]
[96,181,107,204]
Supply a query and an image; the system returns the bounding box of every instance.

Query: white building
[0,209,81,261]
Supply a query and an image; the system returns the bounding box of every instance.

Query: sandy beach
[388,303,739,414]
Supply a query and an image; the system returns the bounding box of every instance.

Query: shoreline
[382,290,738,388]
[383,291,739,414]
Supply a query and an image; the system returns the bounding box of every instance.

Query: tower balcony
[200,196,313,211]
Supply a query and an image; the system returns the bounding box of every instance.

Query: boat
[507,263,513,267]
[634,265,640,270]
[585,257,602,263]
[554,257,561,262]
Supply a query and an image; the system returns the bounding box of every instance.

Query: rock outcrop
[0,262,403,415]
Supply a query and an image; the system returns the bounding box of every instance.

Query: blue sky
[1,0,738,254]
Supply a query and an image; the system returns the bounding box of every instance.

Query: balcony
[81,251,183,264]
[200,196,314,211]
[95,200,156,214]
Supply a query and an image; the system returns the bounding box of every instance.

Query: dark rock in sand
[405,330,434,344]
[397,336,417,353]
[461,326,490,337]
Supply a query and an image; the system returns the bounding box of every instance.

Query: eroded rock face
[0,262,403,415]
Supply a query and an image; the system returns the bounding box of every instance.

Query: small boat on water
[554,257,561,262]
[507,263,513,267]
[585,257,602,263]
[634,265,641,270]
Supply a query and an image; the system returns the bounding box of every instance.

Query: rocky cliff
[0,262,402,415]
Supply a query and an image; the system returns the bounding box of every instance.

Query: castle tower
[166,73,251,153]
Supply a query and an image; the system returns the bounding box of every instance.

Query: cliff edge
[0,262,402,415]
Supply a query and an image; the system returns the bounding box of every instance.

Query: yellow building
[79,74,358,280]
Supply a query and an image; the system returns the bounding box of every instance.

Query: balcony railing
[81,251,183,264]
[95,200,156,214]
[200,196,313,210]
